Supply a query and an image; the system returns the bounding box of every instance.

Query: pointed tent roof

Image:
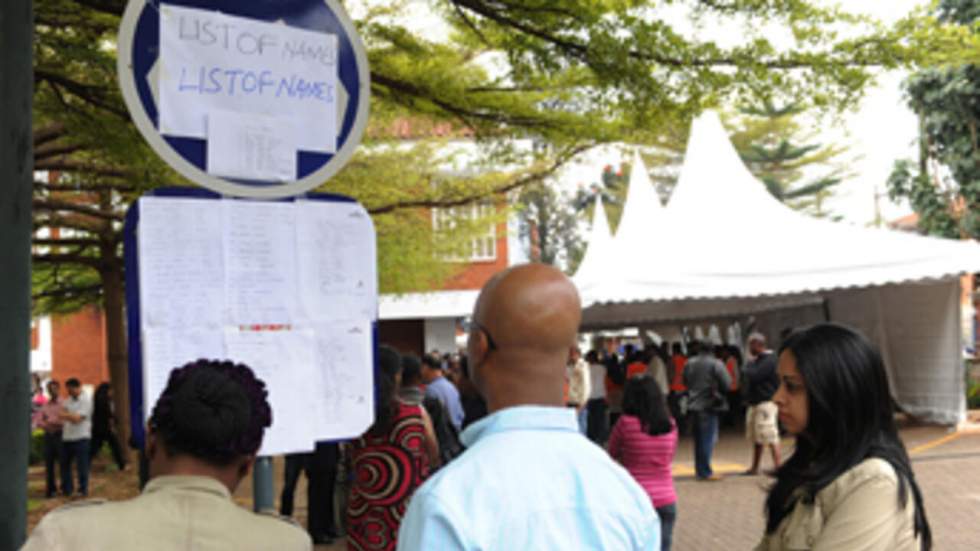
[581,110,980,315]
[575,150,665,292]
[572,194,613,288]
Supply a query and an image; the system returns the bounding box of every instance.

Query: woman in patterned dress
[347,346,439,551]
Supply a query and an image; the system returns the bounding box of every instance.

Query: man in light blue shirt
[398,264,659,550]
[422,354,465,430]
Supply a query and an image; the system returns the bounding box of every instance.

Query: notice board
[124,188,377,455]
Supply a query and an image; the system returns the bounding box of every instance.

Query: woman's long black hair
[765,324,931,550]
[621,376,673,436]
[368,345,402,437]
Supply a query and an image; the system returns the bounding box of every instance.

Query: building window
[433,201,497,262]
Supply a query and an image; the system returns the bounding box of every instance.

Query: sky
[357,0,931,226]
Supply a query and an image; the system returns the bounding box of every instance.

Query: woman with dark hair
[347,346,438,550]
[23,359,311,550]
[608,376,678,551]
[89,382,126,471]
[757,323,931,550]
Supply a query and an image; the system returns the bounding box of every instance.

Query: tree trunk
[101,254,132,463]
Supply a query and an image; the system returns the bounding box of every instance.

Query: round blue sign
[118,0,370,198]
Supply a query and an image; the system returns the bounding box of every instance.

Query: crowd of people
[23,264,933,550]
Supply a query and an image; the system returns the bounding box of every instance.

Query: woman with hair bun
[756,324,931,551]
[22,359,312,551]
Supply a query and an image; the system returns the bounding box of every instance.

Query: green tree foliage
[887,0,980,238]
[517,181,584,272]
[730,102,850,217]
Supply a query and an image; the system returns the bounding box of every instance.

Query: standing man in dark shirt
[741,332,782,475]
[683,341,731,481]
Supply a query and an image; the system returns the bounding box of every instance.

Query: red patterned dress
[347,402,430,550]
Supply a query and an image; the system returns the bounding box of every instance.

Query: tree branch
[34,123,67,148]
[35,143,88,162]
[33,284,103,301]
[34,198,124,222]
[368,144,591,214]
[32,237,103,248]
[35,69,129,119]
[33,159,132,178]
[32,252,104,268]
[34,181,138,193]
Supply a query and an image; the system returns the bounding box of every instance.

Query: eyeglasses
[471,320,498,351]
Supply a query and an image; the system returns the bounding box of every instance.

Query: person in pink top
[31,380,65,498]
[608,375,679,551]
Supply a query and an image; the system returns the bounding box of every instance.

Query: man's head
[65,378,81,398]
[46,380,60,400]
[568,346,582,364]
[401,354,423,387]
[748,332,767,356]
[420,353,443,383]
[468,264,582,412]
[147,359,272,492]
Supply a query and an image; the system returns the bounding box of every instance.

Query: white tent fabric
[572,195,613,289]
[574,151,665,289]
[575,111,980,424]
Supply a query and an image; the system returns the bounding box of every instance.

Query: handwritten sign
[159,4,338,153]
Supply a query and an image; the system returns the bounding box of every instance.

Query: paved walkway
[290,422,980,550]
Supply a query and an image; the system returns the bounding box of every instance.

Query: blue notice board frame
[123,186,378,447]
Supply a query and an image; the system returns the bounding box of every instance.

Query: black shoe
[311,535,334,545]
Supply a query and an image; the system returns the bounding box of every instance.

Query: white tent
[577,111,980,424]
[572,195,614,289]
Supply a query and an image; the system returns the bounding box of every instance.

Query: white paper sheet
[312,321,375,439]
[224,327,320,456]
[295,201,378,322]
[141,327,225,422]
[138,197,224,329]
[207,111,298,181]
[222,200,299,325]
[159,4,338,153]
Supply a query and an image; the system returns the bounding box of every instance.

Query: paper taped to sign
[158,4,338,153]
[207,111,298,181]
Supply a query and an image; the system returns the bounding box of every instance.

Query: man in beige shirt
[22,360,311,551]
[566,346,591,434]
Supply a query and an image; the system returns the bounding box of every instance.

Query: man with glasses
[398,264,659,550]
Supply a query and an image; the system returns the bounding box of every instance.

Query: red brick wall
[51,305,109,386]
[441,221,509,291]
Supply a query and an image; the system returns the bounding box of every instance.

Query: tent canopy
[574,111,980,424]
[578,112,980,319]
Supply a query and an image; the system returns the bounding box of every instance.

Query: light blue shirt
[397,406,659,550]
[424,376,465,430]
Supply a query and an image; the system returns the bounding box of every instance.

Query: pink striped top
[607,415,678,508]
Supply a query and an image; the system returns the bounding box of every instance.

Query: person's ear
[237,455,256,480]
[470,328,490,369]
[146,426,158,460]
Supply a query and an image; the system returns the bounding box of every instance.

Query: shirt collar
[143,475,232,500]
[460,405,578,448]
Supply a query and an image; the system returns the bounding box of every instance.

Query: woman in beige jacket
[756,324,931,551]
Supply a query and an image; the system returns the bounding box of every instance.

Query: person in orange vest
[667,342,689,436]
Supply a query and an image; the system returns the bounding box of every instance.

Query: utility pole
[0,0,34,547]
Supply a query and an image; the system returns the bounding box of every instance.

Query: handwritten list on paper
[311,321,374,439]
[141,327,225,423]
[222,200,299,325]
[138,197,224,329]
[137,196,378,455]
[207,111,298,182]
[296,201,378,323]
[224,327,321,455]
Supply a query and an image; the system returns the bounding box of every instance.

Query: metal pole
[0,0,34,547]
[252,456,275,513]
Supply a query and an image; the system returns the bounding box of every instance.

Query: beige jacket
[755,458,920,551]
[567,358,591,406]
[22,475,311,551]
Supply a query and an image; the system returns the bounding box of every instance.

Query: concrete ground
[283,421,980,550]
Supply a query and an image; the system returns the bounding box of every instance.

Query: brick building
[31,305,110,387]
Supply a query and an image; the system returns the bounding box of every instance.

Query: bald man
[397,264,659,550]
